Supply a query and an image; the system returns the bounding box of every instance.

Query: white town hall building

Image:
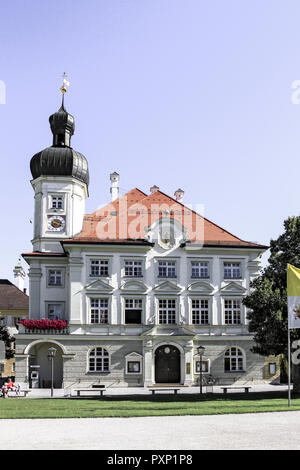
[15,95,274,391]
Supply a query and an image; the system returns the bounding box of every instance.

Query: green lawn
[1,392,300,419]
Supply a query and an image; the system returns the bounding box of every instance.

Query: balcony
[17,319,69,335]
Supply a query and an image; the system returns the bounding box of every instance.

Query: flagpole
[288,327,291,407]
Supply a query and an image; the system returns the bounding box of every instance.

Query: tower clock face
[47,215,66,232]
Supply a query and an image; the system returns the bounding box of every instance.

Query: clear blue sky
[1,0,300,285]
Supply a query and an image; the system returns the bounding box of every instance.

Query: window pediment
[85,279,114,293]
[220,282,247,295]
[187,281,214,295]
[125,352,143,359]
[153,281,182,293]
[120,280,148,293]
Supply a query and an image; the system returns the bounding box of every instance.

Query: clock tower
[30,93,89,253]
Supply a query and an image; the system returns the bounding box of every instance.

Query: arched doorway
[155,345,180,383]
[27,341,64,388]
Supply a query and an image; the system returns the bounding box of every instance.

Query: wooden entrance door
[155,345,180,383]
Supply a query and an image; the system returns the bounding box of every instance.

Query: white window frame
[120,257,145,278]
[124,260,143,277]
[190,260,210,279]
[223,298,242,325]
[89,259,110,278]
[48,193,65,211]
[224,347,245,372]
[157,297,177,325]
[223,261,242,280]
[190,297,210,325]
[157,260,177,278]
[123,297,144,325]
[88,347,110,373]
[89,298,110,324]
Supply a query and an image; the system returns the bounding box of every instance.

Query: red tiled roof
[0,280,29,310]
[63,188,267,249]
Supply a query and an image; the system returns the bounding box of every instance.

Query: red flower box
[19,318,67,330]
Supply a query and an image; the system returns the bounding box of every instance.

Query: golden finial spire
[60,72,70,94]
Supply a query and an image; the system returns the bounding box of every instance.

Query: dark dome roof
[30,100,89,186]
[49,104,75,136]
[30,146,89,186]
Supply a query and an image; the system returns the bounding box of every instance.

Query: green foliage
[0,325,14,359]
[243,216,300,356]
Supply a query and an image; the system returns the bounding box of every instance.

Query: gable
[152,281,182,293]
[219,282,247,295]
[120,280,148,293]
[85,279,114,293]
[187,281,214,295]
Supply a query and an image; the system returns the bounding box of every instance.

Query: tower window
[48,270,62,286]
[51,196,63,210]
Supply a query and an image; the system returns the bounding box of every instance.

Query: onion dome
[30,99,89,187]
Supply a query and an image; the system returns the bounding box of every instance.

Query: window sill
[87,371,110,374]
[224,370,246,373]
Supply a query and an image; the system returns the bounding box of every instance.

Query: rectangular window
[90,260,109,277]
[191,261,209,278]
[158,299,176,324]
[191,299,209,325]
[90,299,109,324]
[127,361,141,373]
[224,262,241,279]
[124,261,142,277]
[0,363,4,373]
[48,270,62,286]
[47,304,63,320]
[158,261,176,278]
[269,363,276,375]
[51,196,63,209]
[124,299,142,324]
[224,299,241,325]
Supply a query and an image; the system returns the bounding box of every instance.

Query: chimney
[174,188,184,203]
[13,260,25,292]
[150,185,159,194]
[110,172,120,201]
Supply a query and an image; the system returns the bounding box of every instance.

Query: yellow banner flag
[287,263,300,328]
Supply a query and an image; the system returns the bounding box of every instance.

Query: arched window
[89,347,109,372]
[224,347,245,372]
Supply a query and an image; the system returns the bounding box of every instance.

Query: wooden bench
[221,386,252,394]
[149,388,180,395]
[73,388,106,397]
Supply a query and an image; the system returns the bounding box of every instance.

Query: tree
[243,216,300,392]
[0,325,14,360]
